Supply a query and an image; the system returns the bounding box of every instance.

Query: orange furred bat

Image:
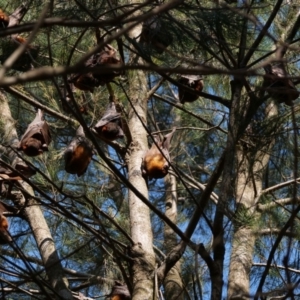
[64,126,94,177]
[0,214,10,244]
[142,128,176,179]
[18,109,52,157]
[94,102,124,141]
[0,201,12,244]
[263,64,299,106]
[178,74,204,103]
[0,9,9,28]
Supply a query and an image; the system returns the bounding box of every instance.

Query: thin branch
[257,197,300,211]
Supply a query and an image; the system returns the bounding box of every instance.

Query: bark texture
[227,101,278,299]
[126,14,156,300]
[163,173,184,300]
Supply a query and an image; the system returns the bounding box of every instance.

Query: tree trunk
[126,14,156,300]
[227,101,278,299]
[164,173,184,300]
[0,91,73,300]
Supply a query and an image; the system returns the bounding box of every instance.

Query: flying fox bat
[1,35,40,72]
[91,45,123,85]
[94,102,124,141]
[142,128,176,179]
[69,45,122,92]
[178,74,204,103]
[263,64,299,106]
[69,71,100,93]
[0,201,14,244]
[0,9,9,28]
[0,214,11,244]
[64,126,94,177]
[18,109,51,157]
[140,16,173,54]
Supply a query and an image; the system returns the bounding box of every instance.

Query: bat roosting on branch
[0,5,40,71]
[263,64,299,106]
[18,109,52,157]
[69,44,123,92]
[0,9,9,28]
[94,102,124,141]
[0,201,13,244]
[140,16,173,54]
[142,128,176,179]
[178,74,204,104]
[64,126,94,177]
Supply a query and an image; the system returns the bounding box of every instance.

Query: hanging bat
[0,201,13,244]
[1,35,40,72]
[69,45,122,92]
[142,128,176,179]
[68,62,100,93]
[0,214,11,244]
[18,109,51,157]
[0,5,39,72]
[64,126,94,177]
[178,74,204,103]
[94,102,124,141]
[0,9,9,28]
[91,45,123,85]
[140,16,173,54]
[263,64,299,106]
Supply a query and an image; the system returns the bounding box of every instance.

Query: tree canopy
[0,0,300,299]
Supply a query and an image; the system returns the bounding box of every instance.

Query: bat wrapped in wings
[140,16,173,54]
[142,128,176,179]
[17,109,51,157]
[178,74,204,104]
[69,44,123,92]
[0,9,9,28]
[0,201,14,244]
[91,44,123,86]
[0,5,40,72]
[64,126,94,177]
[263,64,299,106]
[94,102,124,141]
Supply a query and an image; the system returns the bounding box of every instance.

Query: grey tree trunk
[126,17,156,300]
[164,173,184,300]
[0,91,73,299]
[227,101,278,299]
